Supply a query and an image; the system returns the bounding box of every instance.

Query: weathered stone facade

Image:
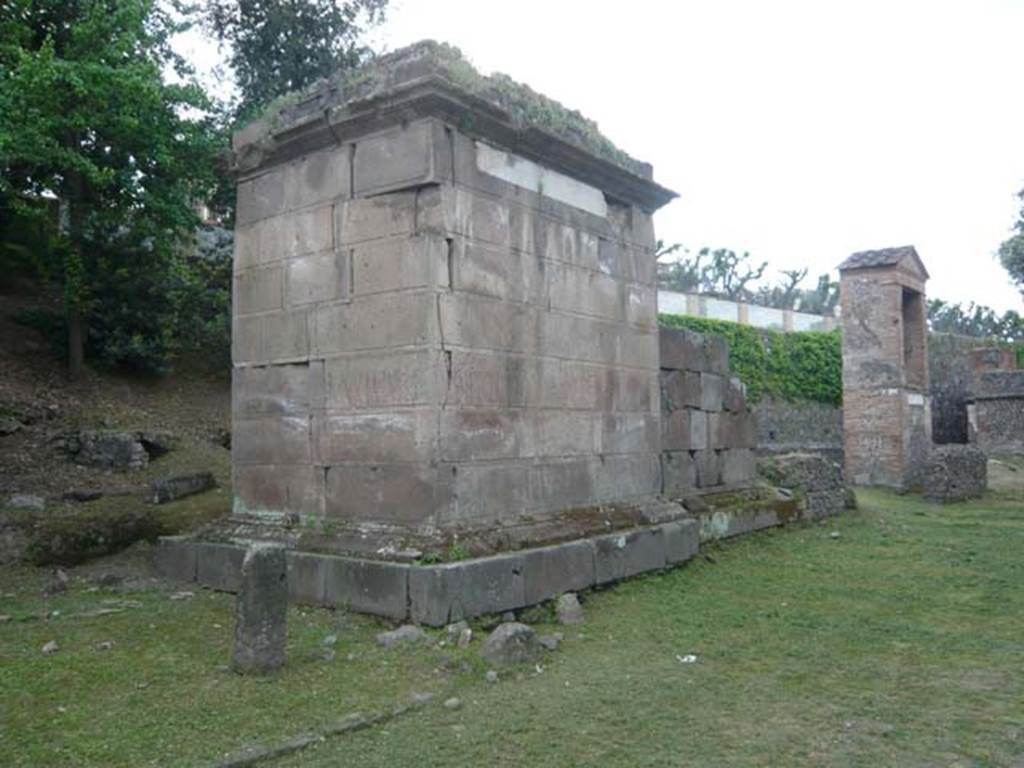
[839,246,932,490]
[229,42,676,555]
[660,328,756,495]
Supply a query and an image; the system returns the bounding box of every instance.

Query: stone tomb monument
[838,246,932,489]
[229,40,676,555]
[156,42,835,623]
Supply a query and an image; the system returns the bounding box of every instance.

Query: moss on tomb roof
[256,40,648,177]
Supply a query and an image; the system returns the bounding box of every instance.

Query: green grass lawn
[2,488,1023,767]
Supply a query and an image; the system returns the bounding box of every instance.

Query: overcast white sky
[181,0,1024,312]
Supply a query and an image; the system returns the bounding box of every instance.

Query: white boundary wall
[658,290,837,333]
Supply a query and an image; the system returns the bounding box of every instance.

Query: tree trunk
[68,310,85,380]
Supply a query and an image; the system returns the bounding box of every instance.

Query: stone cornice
[231,74,678,213]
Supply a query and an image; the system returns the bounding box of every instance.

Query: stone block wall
[659,328,756,496]
[230,52,676,555]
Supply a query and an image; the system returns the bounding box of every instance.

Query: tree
[203,0,388,121]
[999,188,1024,297]
[927,299,1024,342]
[0,0,220,376]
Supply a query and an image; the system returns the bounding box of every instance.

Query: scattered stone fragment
[555,593,584,625]
[6,494,44,511]
[830,531,841,540]
[322,634,338,647]
[151,472,216,504]
[0,615,10,623]
[169,591,194,601]
[322,649,336,662]
[96,573,124,588]
[44,568,69,596]
[538,632,563,651]
[96,641,114,651]
[410,692,435,705]
[443,697,462,711]
[232,543,288,675]
[42,640,59,654]
[445,620,469,640]
[457,627,473,650]
[376,624,429,649]
[481,622,541,666]
[485,669,499,684]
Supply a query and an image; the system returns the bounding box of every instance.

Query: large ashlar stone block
[286,250,350,307]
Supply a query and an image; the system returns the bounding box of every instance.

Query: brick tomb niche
[839,246,932,490]
[226,42,679,558]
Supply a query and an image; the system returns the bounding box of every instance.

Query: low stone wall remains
[922,445,987,503]
[753,397,843,463]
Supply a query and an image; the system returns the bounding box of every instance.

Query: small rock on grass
[830,531,841,540]
[96,641,114,651]
[376,624,429,649]
[444,697,462,710]
[42,640,59,654]
[445,620,469,640]
[457,628,473,650]
[555,593,584,625]
[538,632,563,651]
[169,591,194,601]
[322,634,338,647]
[410,692,435,705]
[485,669,499,683]
[481,622,540,666]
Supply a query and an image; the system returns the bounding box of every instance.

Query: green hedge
[658,314,843,405]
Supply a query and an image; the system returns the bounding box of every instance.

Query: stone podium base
[155,488,835,625]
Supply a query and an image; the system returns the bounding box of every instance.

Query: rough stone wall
[753,397,843,463]
[922,445,987,502]
[839,262,931,489]
[757,452,849,519]
[231,117,663,548]
[971,370,1024,455]
[659,328,756,496]
[928,333,1000,444]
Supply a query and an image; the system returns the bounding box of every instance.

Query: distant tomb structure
[838,246,932,489]
[967,348,1024,455]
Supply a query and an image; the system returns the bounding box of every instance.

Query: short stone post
[232,543,288,674]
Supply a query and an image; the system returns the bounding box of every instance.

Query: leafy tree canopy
[0,0,222,374]
[999,187,1024,297]
[203,0,388,122]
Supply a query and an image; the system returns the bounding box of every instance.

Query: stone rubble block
[481,622,540,666]
[923,445,987,503]
[151,472,215,504]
